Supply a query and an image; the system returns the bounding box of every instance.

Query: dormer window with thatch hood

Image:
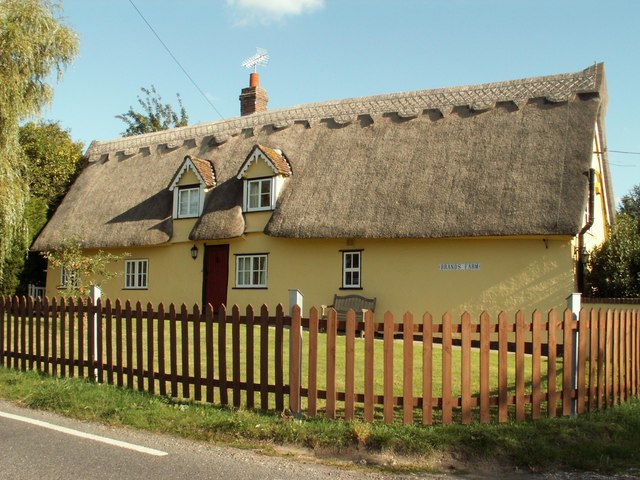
[168,155,216,219]
[237,145,292,213]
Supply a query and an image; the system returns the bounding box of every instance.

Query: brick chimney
[239,72,268,116]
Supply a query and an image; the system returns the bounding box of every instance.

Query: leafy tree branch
[0,0,78,282]
[44,238,128,299]
[116,85,188,136]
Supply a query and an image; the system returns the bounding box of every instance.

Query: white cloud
[226,0,325,25]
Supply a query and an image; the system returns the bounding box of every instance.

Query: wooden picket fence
[0,295,639,425]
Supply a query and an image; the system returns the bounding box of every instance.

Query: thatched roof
[32,64,612,251]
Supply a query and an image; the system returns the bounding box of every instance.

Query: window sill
[123,287,149,290]
[339,287,363,291]
[233,287,268,290]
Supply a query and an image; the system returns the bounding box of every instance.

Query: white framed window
[177,187,200,218]
[60,266,79,289]
[125,259,148,289]
[342,251,361,288]
[244,178,273,212]
[235,254,268,288]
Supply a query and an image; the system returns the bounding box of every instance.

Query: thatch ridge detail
[85,65,600,159]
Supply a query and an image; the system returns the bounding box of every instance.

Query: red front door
[204,245,229,310]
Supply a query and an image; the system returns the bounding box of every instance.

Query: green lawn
[11,316,565,422]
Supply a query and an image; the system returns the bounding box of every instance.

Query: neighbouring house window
[236,254,268,288]
[244,178,273,212]
[177,187,200,218]
[342,251,361,288]
[125,259,148,289]
[60,266,78,289]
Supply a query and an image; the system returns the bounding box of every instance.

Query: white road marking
[0,410,168,457]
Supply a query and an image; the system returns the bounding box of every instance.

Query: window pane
[236,255,267,287]
[188,190,199,214]
[248,181,260,209]
[179,191,189,215]
[178,188,199,217]
[249,182,260,196]
[246,179,273,211]
[343,251,361,288]
[125,260,148,288]
[239,257,248,273]
[260,180,271,207]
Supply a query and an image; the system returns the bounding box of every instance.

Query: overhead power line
[128,0,225,120]
[609,150,640,155]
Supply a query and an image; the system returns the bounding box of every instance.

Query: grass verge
[1,366,639,476]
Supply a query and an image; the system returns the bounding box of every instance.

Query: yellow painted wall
[177,169,199,186]
[244,211,271,233]
[171,218,197,243]
[45,234,576,320]
[581,133,611,252]
[45,242,204,307]
[244,159,276,178]
[224,235,574,319]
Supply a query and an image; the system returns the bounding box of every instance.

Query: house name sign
[439,263,480,272]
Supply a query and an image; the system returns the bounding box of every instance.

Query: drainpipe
[577,168,596,293]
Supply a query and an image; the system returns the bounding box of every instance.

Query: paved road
[3,401,636,480]
[0,400,420,480]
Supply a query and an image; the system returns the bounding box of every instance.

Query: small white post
[90,285,102,381]
[288,289,303,317]
[288,289,303,414]
[567,292,581,417]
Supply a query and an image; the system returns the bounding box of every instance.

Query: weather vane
[241,47,269,73]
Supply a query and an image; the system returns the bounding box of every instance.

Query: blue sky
[42,0,640,201]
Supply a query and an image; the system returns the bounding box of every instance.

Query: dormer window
[237,144,292,213]
[177,186,200,218]
[246,178,274,211]
[168,155,216,219]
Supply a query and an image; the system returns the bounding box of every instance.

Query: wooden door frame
[202,243,230,309]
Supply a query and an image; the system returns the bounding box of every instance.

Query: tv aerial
[241,47,269,73]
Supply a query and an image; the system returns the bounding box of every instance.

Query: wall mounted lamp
[191,244,198,260]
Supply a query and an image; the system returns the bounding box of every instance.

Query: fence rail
[0,295,638,425]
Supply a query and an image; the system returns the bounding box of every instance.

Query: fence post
[567,292,581,417]
[90,285,101,381]
[288,289,303,415]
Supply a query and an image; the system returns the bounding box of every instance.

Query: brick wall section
[239,85,268,116]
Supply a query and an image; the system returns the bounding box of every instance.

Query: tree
[618,184,640,219]
[19,121,85,208]
[0,0,78,283]
[116,85,189,136]
[586,183,640,298]
[43,238,126,299]
[1,197,49,295]
[0,121,85,295]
